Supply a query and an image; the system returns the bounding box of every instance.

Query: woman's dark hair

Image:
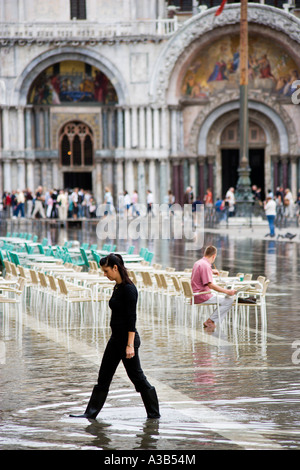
[100,253,133,284]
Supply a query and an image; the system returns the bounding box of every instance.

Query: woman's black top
[108,282,138,334]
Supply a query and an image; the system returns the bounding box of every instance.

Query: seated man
[191,245,236,329]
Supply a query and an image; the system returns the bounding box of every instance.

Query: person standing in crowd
[225,187,235,217]
[82,190,92,218]
[131,190,139,217]
[89,196,97,218]
[204,188,213,208]
[146,190,154,215]
[25,189,33,218]
[104,186,113,216]
[191,245,236,330]
[11,190,17,217]
[57,189,68,220]
[183,186,192,205]
[46,191,54,218]
[264,196,277,237]
[71,187,79,219]
[70,253,160,420]
[124,190,131,217]
[284,188,294,218]
[32,186,46,219]
[78,189,84,218]
[14,189,25,218]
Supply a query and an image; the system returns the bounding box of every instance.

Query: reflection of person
[70,254,160,420]
[191,245,236,330]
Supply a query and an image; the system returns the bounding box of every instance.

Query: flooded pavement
[1,228,300,451]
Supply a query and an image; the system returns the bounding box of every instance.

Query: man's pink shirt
[191,257,213,304]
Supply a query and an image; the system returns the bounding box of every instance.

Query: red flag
[215,0,228,16]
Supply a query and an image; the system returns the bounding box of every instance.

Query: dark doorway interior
[221,148,265,199]
[63,172,92,190]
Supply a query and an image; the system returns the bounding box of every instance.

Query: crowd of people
[1,186,98,220]
[1,183,300,224]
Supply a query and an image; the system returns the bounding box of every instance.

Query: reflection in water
[1,226,300,449]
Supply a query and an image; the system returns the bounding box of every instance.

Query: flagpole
[235,0,253,218]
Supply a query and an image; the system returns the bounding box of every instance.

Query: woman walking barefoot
[70,253,160,420]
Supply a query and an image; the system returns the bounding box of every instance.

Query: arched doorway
[59,121,94,190]
[221,120,266,199]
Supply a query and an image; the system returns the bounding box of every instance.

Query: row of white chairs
[1,257,269,330]
[2,260,113,323]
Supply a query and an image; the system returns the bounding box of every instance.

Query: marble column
[2,107,10,150]
[117,108,124,148]
[207,156,214,194]
[146,107,152,150]
[189,159,197,197]
[52,161,60,189]
[172,161,183,205]
[25,108,33,150]
[99,108,103,149]
[153,107,160,150]
[281,157,288,189]
[148,159,156,202]
[139,107,146,149]
[41,161,48,188]
[26,161,34,192]
[102,108,108,148]
[137,159,146,205]
[291,157,297,198]
[95,161,103,204]
[3,160,12,192]
[131,107,138,149]
[17,107,25,151]
[125,159,134,196]
[198,157,205,201]
[170,107,177,156]
[44,108,50,149]
[124,108,131,149]
[0,163,2,198]
[17,159,26,189]
[161,107,169,151]
[159,160,167,204]
[115,159,124,198]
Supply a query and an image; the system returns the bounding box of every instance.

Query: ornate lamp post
[235,0,253,217]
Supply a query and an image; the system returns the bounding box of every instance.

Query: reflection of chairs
[0,278,25,317]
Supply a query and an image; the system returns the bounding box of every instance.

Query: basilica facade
[0,0,300,205]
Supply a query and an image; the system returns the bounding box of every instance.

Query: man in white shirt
[225,187,235,216]
[147,190,154,215]
[264,196,276,237]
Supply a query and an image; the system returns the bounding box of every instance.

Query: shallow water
[1,229,300,450]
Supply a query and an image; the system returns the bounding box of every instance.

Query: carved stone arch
[11,46,128,106]
[205,109,280,156]
[187,90,295,157]
[51,112,101,151]
[149,4,300,105]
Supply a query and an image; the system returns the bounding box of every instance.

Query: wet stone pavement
[1,230,300,453]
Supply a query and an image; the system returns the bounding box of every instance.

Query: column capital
[198,156,206,165]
